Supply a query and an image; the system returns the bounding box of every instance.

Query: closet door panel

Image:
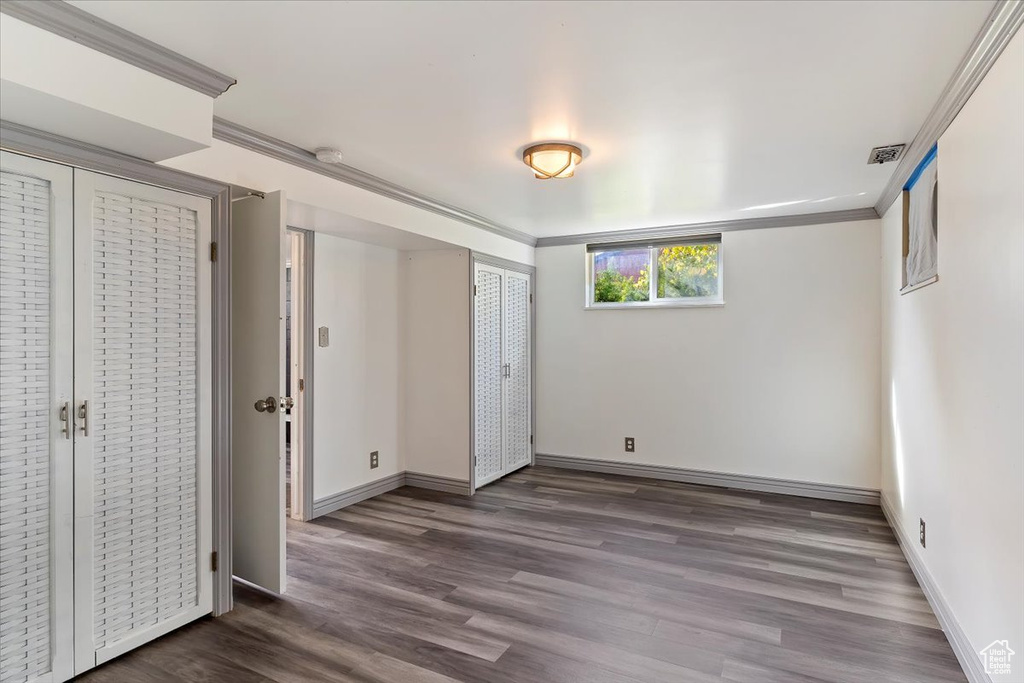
[473,264,504,487]
[504,271,531,474]
[72,171,212,671]
[0,152,74,683]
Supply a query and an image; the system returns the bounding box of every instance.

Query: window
[901,144,938,294]
[586,235,723,308]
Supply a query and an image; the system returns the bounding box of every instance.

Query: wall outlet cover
[919,518,926,548]
[318,326,330,347]
[625,437,635,453]
[370,451,379,469]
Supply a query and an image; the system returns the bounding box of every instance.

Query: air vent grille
[867,144,906,165]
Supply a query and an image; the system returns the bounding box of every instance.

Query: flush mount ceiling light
[523,143,583,179]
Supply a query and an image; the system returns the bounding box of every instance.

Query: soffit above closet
[287,201,458,251]
[69,0,993,237]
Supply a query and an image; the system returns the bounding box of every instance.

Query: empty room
[0,1,1021,682]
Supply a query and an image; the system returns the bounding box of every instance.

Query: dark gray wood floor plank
[75,465,966,683]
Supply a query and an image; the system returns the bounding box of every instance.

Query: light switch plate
[318,326,329,347]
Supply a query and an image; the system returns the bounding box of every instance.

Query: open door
[231,190,287,593]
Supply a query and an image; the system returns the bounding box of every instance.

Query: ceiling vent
[867,144,906,165]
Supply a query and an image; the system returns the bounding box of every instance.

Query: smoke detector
[315,147,344,164]
[867,144,906,165]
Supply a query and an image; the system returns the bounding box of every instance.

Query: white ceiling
[72,0,993,238]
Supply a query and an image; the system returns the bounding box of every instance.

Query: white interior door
[0,152,74,683]
[504,271,532,474]
[71,169,213,672]
[230,191,286,593]
[474,263,505,487]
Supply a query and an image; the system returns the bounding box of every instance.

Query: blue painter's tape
[904,144,938,191]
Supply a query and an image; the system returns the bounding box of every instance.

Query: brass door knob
[254,396,278,413]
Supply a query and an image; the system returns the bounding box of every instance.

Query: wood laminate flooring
[77,466,966,683]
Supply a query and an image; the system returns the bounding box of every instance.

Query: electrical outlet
[370,451,379,469]
[919,518,926,548]
[624,437,635,453]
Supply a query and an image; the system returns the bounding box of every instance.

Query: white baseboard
[311,472,406,518]
[534,453,880,505]
[311,471,471,518]
[404,471,472,495]
[880,494,987,683]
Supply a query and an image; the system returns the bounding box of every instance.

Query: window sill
[900,275,938,295]
[585,300,725,310]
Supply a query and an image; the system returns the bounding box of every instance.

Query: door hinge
[473,455,477,466]
[529,293,533,304]
[530,434,534,444]
[210,242,218,262]
[298,378,305,392]
[474,284,478,296]
[210,551,218,572]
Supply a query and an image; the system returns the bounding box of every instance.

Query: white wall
[402,249,472,481]
[536,220,882,489]
[880,29,1023,677]
[312,234,402,500]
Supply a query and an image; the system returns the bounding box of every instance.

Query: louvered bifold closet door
[474,264,504,487]
[503,271,531,474]
[0,153,74,683]
[72,171,212,673]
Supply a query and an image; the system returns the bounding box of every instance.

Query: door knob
[254,396,278,413]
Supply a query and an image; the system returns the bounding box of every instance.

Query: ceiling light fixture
[523,143,583,179]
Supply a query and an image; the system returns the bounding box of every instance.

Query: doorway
[286,228,314,521]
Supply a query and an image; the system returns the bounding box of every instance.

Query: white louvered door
[503,271,531,474]
[71,170,212,673]
[474,264,504,487]
[0,152,74,683]
[473,263,532,490]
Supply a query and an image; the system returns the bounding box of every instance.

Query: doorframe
[286,226,315,521]
[468,252,536,495]
[0,119,235,616]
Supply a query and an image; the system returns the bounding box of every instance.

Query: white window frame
[585,235,724,309]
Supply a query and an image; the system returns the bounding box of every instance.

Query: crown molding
[534,207,879,248]
[0,0,236,97]
[213,117,538,247]
[875,0,1024,216]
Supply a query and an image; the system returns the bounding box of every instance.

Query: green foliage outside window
[593,266,650,302]
[657,244,719,298]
